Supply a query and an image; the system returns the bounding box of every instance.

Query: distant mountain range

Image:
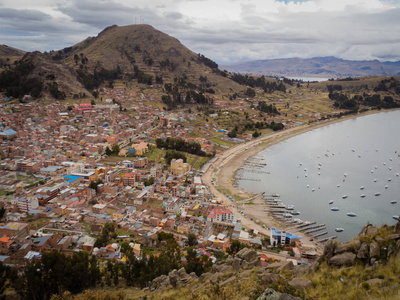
[221,57,400,78]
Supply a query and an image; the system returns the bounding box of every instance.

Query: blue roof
[0,129,17,136]
[286,233,300,240]
[64,175,81,182]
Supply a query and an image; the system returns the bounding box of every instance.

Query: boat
[374,179,377,182]
[385,185,388,189]
[312,188,315,192]
[344,173,347,177]
[347,212,357,217]
[393,215,399,220]
[335,228,344,232]
[396,173,399,177]
[286,205,295,210]
[390,200,397,204]
[375,192,381,196]
[283,213,293,219]
[360,186,365,190]
[337,184,341,187]
[329,200,334,204]
[290,211,300,215]
[388,178,392,182]
[360,194,366,198]
[342,195,348,199]
[331,207,339,211]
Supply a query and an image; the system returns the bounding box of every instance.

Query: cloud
[0,0,399,63]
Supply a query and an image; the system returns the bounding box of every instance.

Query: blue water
[238,110,400,241]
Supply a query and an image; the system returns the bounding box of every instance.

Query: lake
[238,110,400,241]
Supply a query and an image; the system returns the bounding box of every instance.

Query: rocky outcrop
[358,224,378,237]
[288,277,312,292]
[329,252,356,266]
[151,267,197,291]
[256,288,301,300]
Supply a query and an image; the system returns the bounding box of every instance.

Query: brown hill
[57,24,241,93]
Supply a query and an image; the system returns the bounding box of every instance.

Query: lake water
[238,110,400,241]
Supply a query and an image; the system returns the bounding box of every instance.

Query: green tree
[187,233,197,247]
[0,207,5,220]
[105,146,112,156]
[112,144,120,155]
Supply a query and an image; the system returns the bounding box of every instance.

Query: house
[170,158,191,176]
[0,236,14,254]
[207,208,236,224]
[113,209,124,220]
[91,224,104,234]
[270,228,300,246]
[134,142,148,156]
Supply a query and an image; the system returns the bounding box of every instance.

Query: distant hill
[221,56,400,78]
[0,44,25,71]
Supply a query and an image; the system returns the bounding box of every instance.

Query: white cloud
[0,0,399,63]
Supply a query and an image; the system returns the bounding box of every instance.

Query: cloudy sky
[1,0,400,64]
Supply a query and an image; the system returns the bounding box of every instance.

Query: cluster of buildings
[0,89,315,266]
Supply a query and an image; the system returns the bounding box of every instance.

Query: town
[0,87,317,270]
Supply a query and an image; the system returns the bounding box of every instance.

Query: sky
[1,0,400,64]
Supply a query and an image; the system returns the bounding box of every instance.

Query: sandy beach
[202,110,388,253]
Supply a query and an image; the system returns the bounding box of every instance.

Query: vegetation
[230,74,286,93]
[156,137,206,157]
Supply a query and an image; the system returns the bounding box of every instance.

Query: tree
[187,233,197,247]
[112,144,120,155]
[0,207,5,220]
[105,146,112,156]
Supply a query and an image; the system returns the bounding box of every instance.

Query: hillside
[56,24,242,94]
[0,44,25,72]
[222,57,400,78]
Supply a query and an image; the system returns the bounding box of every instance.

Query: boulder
[369,242,380,258]
[241,260,249,270]
[387,234,400,240]
[329,252,356,266]
[335,242,353,254]
[257,288,301,300]
[168,269,179,287]
[359,278,384,289]
[209,272,222,284]
[358,224,378,237]
[232,257,242,271]
[261,273,281,284]
[357,243,369,259]
[288,277,312,292]
[323,239,335,260]
[236,248,258,262]
[248,257,262,267]
[199,272,212,282]
[291,265,309,277]
[219,264,234,274]
[278,260,295,272]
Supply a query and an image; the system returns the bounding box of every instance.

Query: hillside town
[0,89,317,270]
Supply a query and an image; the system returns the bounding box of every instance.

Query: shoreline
[202,108,396,254]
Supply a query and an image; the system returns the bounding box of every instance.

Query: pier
[301,224,326,233]
[313,231,328,238]
[318,236,337,243]
[295,221,317,229]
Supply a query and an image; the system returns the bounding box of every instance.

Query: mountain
[55,24,241,93]
[221,56,400,78]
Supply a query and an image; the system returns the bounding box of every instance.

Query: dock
[302,224,326,233]
[313,231,328,238]
[318,236,337,243]
[295,221,317,229]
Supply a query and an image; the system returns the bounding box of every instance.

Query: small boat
[286,205,295,210]
[304,168,307,171]
[337,184,341,187]
[375,192,381,196]
[371,170,374,173]
[329,200,334,204]
[396,173,399,177]
[389,167,392,170]
[390,200,397,204]
[342,195,348,199]
[290,211,300,215]
[283,213,293,218]
[331,207,339,211]
[347,212,357,217]
[351,149,355,152]
[375,166,377,169]
[383,162,386,165]
[358,155,361,158]
[374,179,377,182]
[307,184,310,188]
[385,185,388,189]
[344,173,347,177]
[312,188,315,192]
[335,228,344,232]
[389,158,393,161]
[393,215,399,220]
[360,186,365,190]
[360,194,366,198]
[388,178,392,182]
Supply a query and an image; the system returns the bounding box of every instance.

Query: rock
[241,260,249,269]
[288,277,312,292]
[375,237,385,244]
[267,261,285,270]
[257,288,301,300]
[291,265,309,277]
[261,273,281,284]
[168,269,179,287]
[209,272,222,284]
[240,269,252,277]
[396,240,400,253]
[387,234,400,240]
[310,261,319,274]
[329,252,356,266]
[357,243,369,259]
[199,272,212,282]
[219,264,234,274]
[248,257,261,267]
[335,242,353,254]
[358,224,378,237]
[220,275,236,286]
[369,242,380,258]
[232,257,242,271]
[278,260,295,272]
[323,239,335,260]
[359,278,384,289]
[387,244,394,258]
[236,248,258,262]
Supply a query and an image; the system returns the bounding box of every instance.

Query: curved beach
[202,110,388,253]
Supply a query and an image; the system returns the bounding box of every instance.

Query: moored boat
[360,194,366,198]
[390,200,397,204]
[290,210,300,215]
[329,200,334,204]
[331,207,339,211]
[375,192,381,196]
[360,186,365,190]
[342,195,348,199]
[393,215,400,220]
[347,212,357,217]
[335,228,344,232]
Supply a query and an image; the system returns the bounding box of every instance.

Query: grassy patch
[28,217,49,230]
[210,138,232,147]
